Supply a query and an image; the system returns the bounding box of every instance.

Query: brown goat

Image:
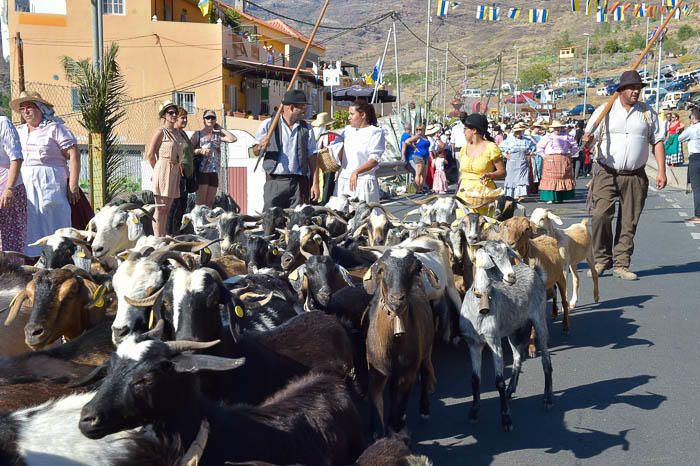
[500,217,570,334]
[5,266,110,351]
[363,249,436,437]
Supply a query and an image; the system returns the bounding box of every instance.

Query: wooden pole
[585,2,681,137]
[254,0,330,155]
[16,33,25,93]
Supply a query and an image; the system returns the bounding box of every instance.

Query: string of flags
[466,1,697,22]
[436,0,460,17]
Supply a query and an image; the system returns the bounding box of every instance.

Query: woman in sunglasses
[146,101,189,236]
[191,109,237,207]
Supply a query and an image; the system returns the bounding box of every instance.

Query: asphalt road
[385,179,700,465]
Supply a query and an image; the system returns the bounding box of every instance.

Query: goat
[500,216,571,333]
[353,204,399,246]
[4,265,109,351]
[530,208,600,309]
[79,338,364,466]
[231,235,282,273]
[354,431,433,466]
[89,203,156,258]
[287,255,356,311]
[363,248,437,436]
[213,212,261,254]
[28,228,93,270]
[261,207,288,238]
[0,257,37,357]
[493,195,526,221]
[459,241,553,431]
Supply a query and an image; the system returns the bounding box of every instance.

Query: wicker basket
[317,144,342,173]
[456,187,504,208]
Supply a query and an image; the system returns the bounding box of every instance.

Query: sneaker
[612,267,638,281]
[587,263,609,278]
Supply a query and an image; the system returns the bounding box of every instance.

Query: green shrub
[677,25,696,42]
[520,64,552,88]
[603,39,622,54]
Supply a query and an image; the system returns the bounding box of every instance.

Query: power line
[243,0,388,31]
[392,13,466,66]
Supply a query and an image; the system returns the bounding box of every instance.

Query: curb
[646,158,687,190]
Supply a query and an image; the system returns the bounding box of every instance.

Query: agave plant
[62,43,127,203]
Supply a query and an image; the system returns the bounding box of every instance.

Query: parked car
[565,104,596,117]
[504,91,535,104]
[665,80,690,92]
[596,85,611,96]
[661,92,692,110]
[642,87,668,101]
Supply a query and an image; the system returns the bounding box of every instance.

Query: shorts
[412,155,427,165]
[198,172,219,188]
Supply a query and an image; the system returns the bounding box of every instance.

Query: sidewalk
[646,157,688,190]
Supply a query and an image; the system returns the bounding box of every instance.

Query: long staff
[253,0,331,158]
[585,1,681,137]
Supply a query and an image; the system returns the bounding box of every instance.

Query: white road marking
[672,204,681,208]
[685,222,696,228]
[692,233,700,240]
[679,212,688,217]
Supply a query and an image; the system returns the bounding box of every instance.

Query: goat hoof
[469,407,480,423]
[528,345,537,358]
[501,415,513,432]
[568,301,577,309]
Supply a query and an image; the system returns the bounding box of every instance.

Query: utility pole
[442,42,448,121]
[655,28,663,113]
[392,18,401,111]
[513,47,519,116]
[424,0,431,117]
[89,0,106,208]
[91,0,104,72]
[497,53,503,121]
[583,33,590,120]
[15,33,25,93]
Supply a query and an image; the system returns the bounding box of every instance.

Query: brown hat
[616,70,647,91]
[158,101,178,117]
[203,109,217,119]
[11,91,53,113]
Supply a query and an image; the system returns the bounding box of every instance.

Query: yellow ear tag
[94,297,105,309]
[77,251,87,258]
[92,285,104,300]
[234,305,245,318]
[483,223,492,231]
[313,217,321,226]
[203,247,211,255]
[315,237,322,245]
[182,217,190,224]
[148,309,155,329]
[363,268,372,281]
[289,269,299,281]
[272,248,279,256]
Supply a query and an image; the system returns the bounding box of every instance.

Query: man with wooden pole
[582,4,679,281]
[250,0,330,209]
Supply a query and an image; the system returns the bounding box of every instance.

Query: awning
[327,85,396,103]
[224,59,319,83]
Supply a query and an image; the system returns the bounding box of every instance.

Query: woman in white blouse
[333,99,385,202]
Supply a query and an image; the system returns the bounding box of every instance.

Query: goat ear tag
[313,217,321,226]
[77,251,87,258]
[272,248,279,256]
[182,217,190,225]
[131,216,140,224]
[203,247,211,255]
[288,269,299,281]
[315,236,322,245]
[234,305,245,318]
[483,223,492,231]
[363,268,372,281]
[94,297,105,309]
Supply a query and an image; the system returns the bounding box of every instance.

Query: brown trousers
[590,164,649,269]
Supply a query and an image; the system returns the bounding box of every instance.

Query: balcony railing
[223,30,285,67]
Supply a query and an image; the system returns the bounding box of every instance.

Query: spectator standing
[583,70,666,280]
[432,151,448,194]
[678,108,700,223]
[536,120,578,204]
[13,92,80,256]
[332,99,384,202]
[403,124,431,192]
[0,116,26,254]
[167,107,193,235]
[311,112,336,204]
[573,120,586,178]
[500,122,535,201]
[191,109,237,207]
[400,122,415,179]
[252,90,319,209]
[146,101,187,236]
[664,112,685,166]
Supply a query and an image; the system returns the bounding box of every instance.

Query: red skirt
[539,154,576,192]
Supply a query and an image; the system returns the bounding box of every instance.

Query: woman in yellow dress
[456,113,505,214]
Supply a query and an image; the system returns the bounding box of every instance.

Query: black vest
[261,119,311,176]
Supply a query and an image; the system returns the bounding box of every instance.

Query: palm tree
[62,43,126,206]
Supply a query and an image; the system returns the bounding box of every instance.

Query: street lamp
[583,33,590,120]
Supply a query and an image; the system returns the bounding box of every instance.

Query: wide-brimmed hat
[159,101,178,117]
[512,122,528,132]
[282,89,308,105]
[425,124,441,136]
[10,91,53,113]
[616,70,647,91]
[549,119,566,129]
[203,109,217,119]
[311,112,332,128]
[462,113,489,135]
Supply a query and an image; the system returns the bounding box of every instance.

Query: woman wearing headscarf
[500,122,535,202]
[536,120,578,204]
[12,91,80,256]
[0,115,26,254]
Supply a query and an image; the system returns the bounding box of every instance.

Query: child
[432,151,448,194]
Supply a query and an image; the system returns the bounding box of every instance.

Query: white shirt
[585,98,664,171]
[255,117,317,175]
[0,116,24,190]
[678,122,700,154]
[334,125,385,178]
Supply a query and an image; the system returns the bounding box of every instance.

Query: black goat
[79,339,364,466]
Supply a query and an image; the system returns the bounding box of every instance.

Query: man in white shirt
[678,107,700,223]
[583,70,667,280]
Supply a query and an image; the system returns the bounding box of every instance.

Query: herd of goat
[0,191,600,466]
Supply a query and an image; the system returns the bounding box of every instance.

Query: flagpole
[644,16,650,77]
[392,18,401,112]
[654,15,664,113]
[443,42,449,121]
[372,24,393,105]
[424,0,432,117]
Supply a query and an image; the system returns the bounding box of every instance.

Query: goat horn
[165,339,221,354]
[191,238,222,253]
[409,194,440,206]
[61,264,94,282]
[179,419,210,466]
[321,240,330,256]
[124,287,164,307]
[4,290,28,326]
[20,265,40,274]
[366,202,399,220]
[151,251,190,269]
[312,207,349,224]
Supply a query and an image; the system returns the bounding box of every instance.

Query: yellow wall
[151,0,210,23]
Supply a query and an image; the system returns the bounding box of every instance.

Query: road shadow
[410,375,665,465]
[634,261,700,278]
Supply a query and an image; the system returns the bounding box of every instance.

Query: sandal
[689,217,700,224]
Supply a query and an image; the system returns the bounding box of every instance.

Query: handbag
[317,143,343,173]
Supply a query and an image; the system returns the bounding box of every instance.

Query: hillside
[237,0,700,104]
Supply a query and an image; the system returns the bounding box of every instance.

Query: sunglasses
[204,116,216,121]
[166,110,178,116]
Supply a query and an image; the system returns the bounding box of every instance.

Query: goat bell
[393,315,406,337]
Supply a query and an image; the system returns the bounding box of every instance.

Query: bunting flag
[608,1,620,12]
[198,0,211,16]
[596,6,608,21]
[600,0,609,11]
[488,5,500,20]
[674,5,682,18]
[508,7,521,18]
[437,0,449,17]
[682,3,690,14]
[451,1,460,10]
[528,8,548,22]
[647,4,655,16]
[666,0,677,7]
[612,5,624,20]
[586,0,595,14]
[623,3,633,13]
[634,3,645,17]
[571,0,580,11]
[476,5,485,19]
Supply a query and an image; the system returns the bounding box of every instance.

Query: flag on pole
[571,0,580,11]
[476,5,485,19]
[489,5,500,20]
[198,0,211,16]
[608,1,620,12]
[436,0,449,17]
[596,7,608,21]
[586,0,594,14]
[528,8,548,22]
[508,7,521,18]
[371,58,381,83]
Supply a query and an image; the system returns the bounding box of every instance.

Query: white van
[461,88,481,98]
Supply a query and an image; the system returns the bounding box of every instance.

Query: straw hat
[512,122,528,132]
[425,124,441,136]
[10,91,53,113]
[158,100,178,117]
[311,112,332,128]
[549,119,566,129]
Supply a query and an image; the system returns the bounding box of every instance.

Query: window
[71,88,80,111]
[227,85,238,113]
[16,0,66,14]
[174,92,195,114]
[103,0,124,15]
[180,9,188,22]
